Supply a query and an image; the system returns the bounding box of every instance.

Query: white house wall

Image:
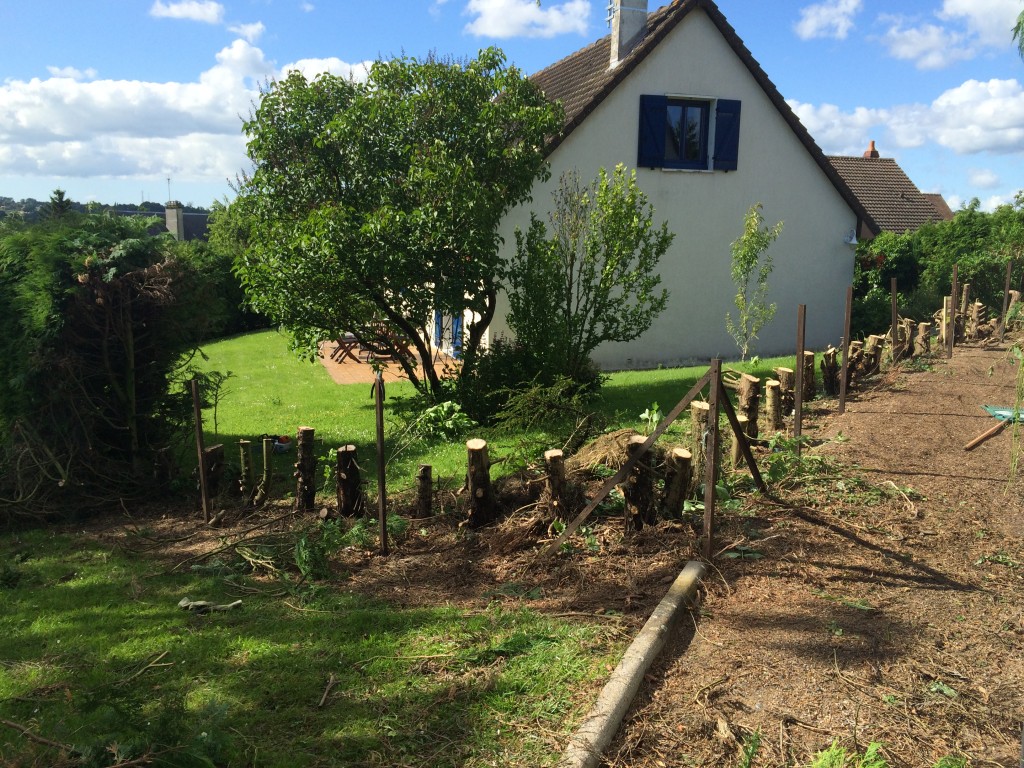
[490,9,857,369]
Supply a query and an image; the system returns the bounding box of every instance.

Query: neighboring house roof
[529,0,878,234]
[923,192,955,221]
[826,148,947,234]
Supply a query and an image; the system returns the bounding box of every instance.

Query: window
[638,95,741,171]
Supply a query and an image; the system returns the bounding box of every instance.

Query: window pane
[665,104,683,162]
[683,105,704,162]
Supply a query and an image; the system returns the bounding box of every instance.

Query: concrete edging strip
[558,559,707,768]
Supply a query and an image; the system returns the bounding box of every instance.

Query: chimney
[610,0,649,68]
[165,200,185,241]
[863,140,880,159]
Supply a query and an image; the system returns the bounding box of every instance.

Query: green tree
[231,48,562,397]
[726,203,783,361]
[505,165,672,380]
[1015,9,1024,60]
[41,188,74,220]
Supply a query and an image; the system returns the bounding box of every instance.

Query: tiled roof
[826,155,945,234]
[923,192,954,221]
[529,0,876,232]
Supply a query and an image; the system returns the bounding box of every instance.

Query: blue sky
[1,0,1023,211]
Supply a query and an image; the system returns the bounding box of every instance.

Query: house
[163,200,210,241]
[485,0,877,368]
[827,141,952,240]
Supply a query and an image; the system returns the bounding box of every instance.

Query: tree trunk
[623,435,655,532]
[774,367,795,415]
[543,449,567,521]
[202,444,224,500]
[238,439,254,503]
[336,445,363,517]
[764,379,782,432]
[415,464,432,519]
[736,374,760,439]
[914,322,931,357]
[820,347,840,396]
[661,447,692,520]
[464,438,497,528]
[801,351,816,402]
[294,427,316,513]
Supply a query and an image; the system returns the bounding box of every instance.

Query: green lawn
[195,329,801,496]
[0,529,625,767]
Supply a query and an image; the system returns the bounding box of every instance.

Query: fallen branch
[0,718,73,751]
[318,673,337,708]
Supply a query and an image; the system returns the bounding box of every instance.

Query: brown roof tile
[529,0,877,233]
[923,192,954,221]
[826,155,945,234]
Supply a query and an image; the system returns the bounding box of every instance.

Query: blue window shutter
[638,94,667,168]
[452,313,464,359]
[433,310,442,346]
[713,99,741,171]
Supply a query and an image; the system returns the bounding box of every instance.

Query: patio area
[316,341,454,385]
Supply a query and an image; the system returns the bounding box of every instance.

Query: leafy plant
[738,729,761,768]
[726,202,783,361]
[639,402,662,435]
[810,741,887,768]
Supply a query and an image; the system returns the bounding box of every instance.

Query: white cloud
[879,0,1020,69]
[880,19,974,69]
[789,77,1024,159]
[938,0,1021,48]
[46,66,98,81]
[463,0,589,39]
[228,21,266,43]
[794,0,862,40]
[279,58,372,82]
[150,0,225,23]
[301,2,315,11]
[969,168,1001,188]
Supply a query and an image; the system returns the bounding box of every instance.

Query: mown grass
[0,529,625,767]
[195,329,801,493]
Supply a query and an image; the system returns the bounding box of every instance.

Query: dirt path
[604,342,1024,767]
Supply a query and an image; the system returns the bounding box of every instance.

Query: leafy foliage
[0,207,219,511]
[726,202,783,361]
[231,48,562,397]
[505,165,672,381]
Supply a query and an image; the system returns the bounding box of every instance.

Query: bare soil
[97,338,1024,767]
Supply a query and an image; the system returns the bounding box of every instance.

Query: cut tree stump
[914,322,932,357]
[544,449,567,521]
[689,401,710,498]
[764,379,782,432]
[820,347,840,396]
[253,437,273,506]
[661,447,692,520]
[294,427,316,513]
[736,374,761,439]
[623,435,655,532]
[415,464,432,519]
[464,438,497,528]
[203,444,224,500]
[336,445,364,517]
[238,439,255,504]
[801,351,816,402]
[730,414,750,469]
[774,367,795,416]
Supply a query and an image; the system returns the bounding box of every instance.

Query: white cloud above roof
[791,77,1024,158]
[463,0,589,39]
[794,0,862,41]
[149,0,225,24]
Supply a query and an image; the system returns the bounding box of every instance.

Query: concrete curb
[558,560,707,768]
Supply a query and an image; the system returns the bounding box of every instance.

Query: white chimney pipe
[610,0,649,68]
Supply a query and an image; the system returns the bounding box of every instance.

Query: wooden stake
[190,378,211,523]
[415,464,432,519]
[794,305,807,456]
[661,447,692,520]
[465,438,496,528]
[543,449,567,521]
[703,360,722,560]
[1000,260,1013,342]
[838,284,852,414]
[372,374,388,556]
[890,277,900,362]
[949,264,958,357]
